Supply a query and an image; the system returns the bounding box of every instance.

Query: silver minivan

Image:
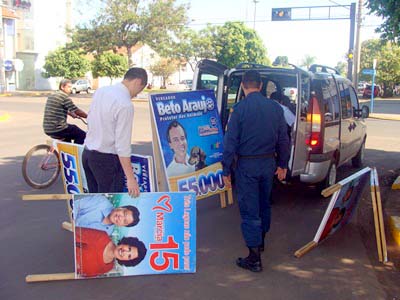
[192,60,368,189]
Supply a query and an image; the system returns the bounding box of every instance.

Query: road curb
[369,114,400,121]
[389,216,400,246]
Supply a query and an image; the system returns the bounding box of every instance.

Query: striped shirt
[43,91,78,134]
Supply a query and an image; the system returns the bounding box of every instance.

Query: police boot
[260,231,266,252]
[236,247,262,272]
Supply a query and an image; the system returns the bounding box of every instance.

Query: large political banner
[314,167,371,243]
[72,192,196,279]
[150,90,226,199]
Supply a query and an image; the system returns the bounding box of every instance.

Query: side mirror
[361,105,369,118]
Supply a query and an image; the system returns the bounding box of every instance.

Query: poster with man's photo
[314,167,371,243]
[150,90,227,199]
[73,192,196,279]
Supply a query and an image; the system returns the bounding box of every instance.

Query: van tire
[352,141,365,168]
[317,162,337,192]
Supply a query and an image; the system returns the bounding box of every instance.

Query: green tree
[72,0,188,66]
[273,56,289,67]
[300,54,316,69]
[210,22,269,68]
[149,58,179,88]
[91,52,128,83]
[42,47,90,79]
[335,61,347,76]
[360,39,400,96]
[167,28,216,72]
[366,0,400,43]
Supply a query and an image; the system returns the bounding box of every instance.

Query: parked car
[362,84,382,98]
[71,79,92,94]
[193,60,369,189]
[180,79,193,90]
[357,81,367,95]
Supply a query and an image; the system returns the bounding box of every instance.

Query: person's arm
[222,107,241,185]
[275,106,290,181]
[119,156,140,197]
[74,108,88,118]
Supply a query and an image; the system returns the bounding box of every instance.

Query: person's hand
[275,167,287,181]
[127,177,140,198]
[223,175,232,189]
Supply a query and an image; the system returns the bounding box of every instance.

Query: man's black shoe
[236,257,263,272]
[236,247,262,272]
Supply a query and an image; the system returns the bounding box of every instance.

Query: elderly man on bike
[43,79,87,144]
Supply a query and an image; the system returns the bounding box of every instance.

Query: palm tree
[300,55,317,70]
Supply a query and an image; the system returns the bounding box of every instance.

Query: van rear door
[193,59,228,116]
[290,72,311,176]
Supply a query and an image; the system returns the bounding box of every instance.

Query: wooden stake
[321,183,341,197]
[62,222,73,232]
[22,194,70,201]
[219,193,227,208]
[26,273,75,283]
[370,173,383,262]
[294,241,318,258]
[374,171,388,262]
[227,189,234,205]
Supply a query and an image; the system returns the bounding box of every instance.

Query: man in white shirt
[166,121,195,177]
[82,68,147,196]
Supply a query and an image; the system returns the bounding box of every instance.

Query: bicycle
[22,117,87,189]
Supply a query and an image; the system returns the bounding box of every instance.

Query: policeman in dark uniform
[222,70,290,272]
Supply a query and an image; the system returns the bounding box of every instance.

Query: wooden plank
[294,241,318,258]
[22,194,70,201]
[321,183,342,197]
[227,189,234,205]
[370,171,383,262]
[374,168,388,263]
[62,221,73,232]
[26,273,75,283]
[219,192,227,208]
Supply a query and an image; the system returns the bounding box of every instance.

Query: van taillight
[306,96,322,150]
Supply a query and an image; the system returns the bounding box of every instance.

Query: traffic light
[271,8,292,21]
[347,49,354,61]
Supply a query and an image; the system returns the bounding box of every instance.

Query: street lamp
[253,0,259,30]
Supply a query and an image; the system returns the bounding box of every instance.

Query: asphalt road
[0,95,399,299]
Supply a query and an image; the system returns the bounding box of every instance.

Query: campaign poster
[56,141,88,194]
[123,154,154,193]
[56,141,154,194]
[150,90,226,199]
[314,167,371,243]
[73,192,196,279]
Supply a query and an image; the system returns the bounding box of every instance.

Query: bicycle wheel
[22,144,61,189]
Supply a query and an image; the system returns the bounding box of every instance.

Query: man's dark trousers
[82,148,125,193]
[235,157,275,248]
[49,124,86,144]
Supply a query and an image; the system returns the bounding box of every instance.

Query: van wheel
[352,141,365,168]
[317,162,337,192]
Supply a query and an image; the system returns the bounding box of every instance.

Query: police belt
[238,153,275,159]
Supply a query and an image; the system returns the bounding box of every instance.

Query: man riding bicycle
[43,79,88,144]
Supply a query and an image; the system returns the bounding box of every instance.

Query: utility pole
[253,0,259,30]
[347,3,356,82]
[353,0,363,87]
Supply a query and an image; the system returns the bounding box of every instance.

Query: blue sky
[180,0,382,67]
[75,0,383,67]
